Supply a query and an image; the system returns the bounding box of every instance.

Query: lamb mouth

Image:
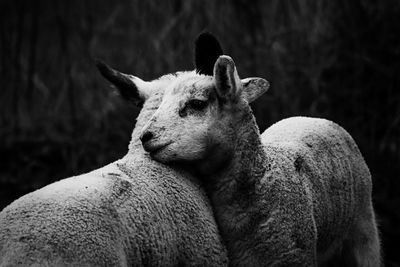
[144,142,172,155]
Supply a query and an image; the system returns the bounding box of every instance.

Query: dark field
[0,0,399,265]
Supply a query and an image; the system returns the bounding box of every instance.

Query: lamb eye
[188,99,208,111]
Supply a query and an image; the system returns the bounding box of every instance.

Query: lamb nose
[140,131,153,143]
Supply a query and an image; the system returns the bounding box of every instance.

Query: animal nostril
[140,131,153,143]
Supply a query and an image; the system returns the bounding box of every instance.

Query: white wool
[0,73,228,266]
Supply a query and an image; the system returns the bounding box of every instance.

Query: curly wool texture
[261,116,371,240]
[212,115,380,266]
[0,92,227,266]
[262,117,374,248]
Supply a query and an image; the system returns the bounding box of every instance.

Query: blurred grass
[0,0,399,265]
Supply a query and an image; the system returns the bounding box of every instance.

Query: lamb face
[140,72,229,164]
[139,56,269,173]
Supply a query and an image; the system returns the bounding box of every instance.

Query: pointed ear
[194,32,223,76]
[241,77,270,103]
[95,59,150,106]
[213,56,242,102]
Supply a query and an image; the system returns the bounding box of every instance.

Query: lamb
[137,33,381,266]
[0,50,228,265]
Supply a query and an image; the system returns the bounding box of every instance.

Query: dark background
[0,0,399,265]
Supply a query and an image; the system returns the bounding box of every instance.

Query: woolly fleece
[142,55,380,265]
[0,87,227,266]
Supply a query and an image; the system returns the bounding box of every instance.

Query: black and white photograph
[0,1,399,266]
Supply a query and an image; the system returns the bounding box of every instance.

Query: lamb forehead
[166,72,214,98]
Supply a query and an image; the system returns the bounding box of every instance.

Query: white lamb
[0,56,228,265]
[136,33,381,266]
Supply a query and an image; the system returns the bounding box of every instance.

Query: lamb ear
[95,59,150,106]
[213,55,242,102]
[194,32,223,76]
[241,77,270,103]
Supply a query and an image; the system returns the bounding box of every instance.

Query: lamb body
[137,34,381,266]
[216,115,380,266]
[0,68,228,266]
[261,116,375,260]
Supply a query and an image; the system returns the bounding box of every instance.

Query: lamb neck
[206,115,268,238]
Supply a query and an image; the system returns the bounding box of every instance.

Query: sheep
[137,33,381,266]
[0,48,228,265]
